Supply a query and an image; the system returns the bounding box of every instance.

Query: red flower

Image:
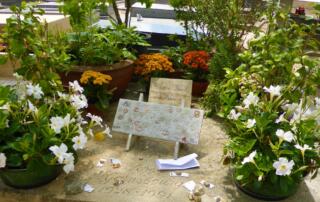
[183,50,210,70]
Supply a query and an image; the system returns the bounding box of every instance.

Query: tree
[108,0,154,26]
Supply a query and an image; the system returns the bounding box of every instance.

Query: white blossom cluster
[228,84,320,177]
[0,75,112,174]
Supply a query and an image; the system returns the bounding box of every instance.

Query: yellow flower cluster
[80,70,112,86]
[134,53,174,76]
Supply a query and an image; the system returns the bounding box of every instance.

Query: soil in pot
[0,159,62,189]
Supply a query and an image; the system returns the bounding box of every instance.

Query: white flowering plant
[218,18,320,197]
[0,75,111,174]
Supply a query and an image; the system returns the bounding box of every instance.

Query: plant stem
[124,0,131,27]
[112,0,123,24]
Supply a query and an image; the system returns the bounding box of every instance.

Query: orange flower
[134,53,175,76]
[183,50,210,70]
[80,70,112,86]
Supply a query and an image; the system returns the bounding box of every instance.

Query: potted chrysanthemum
[134,53,175,93]
[80,70,114,116]
[182,50,211,96]
[0,74,111,189]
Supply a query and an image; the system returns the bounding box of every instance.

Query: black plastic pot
[0,161,62,189]
[234,176,299,201]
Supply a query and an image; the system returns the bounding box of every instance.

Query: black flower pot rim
[0,164,62,189]
[233,173,298,201]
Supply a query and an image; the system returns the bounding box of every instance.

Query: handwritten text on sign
[112,99,204,144]
[148,78,192,107]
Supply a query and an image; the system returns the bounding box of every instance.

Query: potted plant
[80,70,114,116]
[0,3,70,90]
[134,53,175,92]
[183,50,210,96]
[218,15,320,200]
[0,75,111,189]
[57,1,150,99]
[0,3,111,189]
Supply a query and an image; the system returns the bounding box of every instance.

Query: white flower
[0,103,10,111]
[315,97,320,108]
[241,150,257,165]
[87,113,103,127]
[243,92,259,108]
[63,153,75,174]
[273,157,295,176]
[292,63,302,77]
[276,129,294,143]
[49,143,68,164]
[263,85,282,97]
[72,133,88,150]
[70,94,88,110]
[63,114,75,126]
[88,128,94,137]
[275,113,286,124]
[0,153,6,168]
[228,109,241,120]
[26,83,44,99]
[282,103,299,112]
[246,119,256,128]
[13,73,23,80]
[50,116,65,134]
[69,80,84,93]
[295,144,312,153]
[102,125,112,138]
[57,91,68,99]
[27,100,38,114]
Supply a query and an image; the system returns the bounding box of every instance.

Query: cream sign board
[112,99,204,144]
[148,78,192,107]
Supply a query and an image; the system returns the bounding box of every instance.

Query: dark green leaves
[227,137,256,156]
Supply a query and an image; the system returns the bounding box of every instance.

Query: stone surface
[149,78,193,107]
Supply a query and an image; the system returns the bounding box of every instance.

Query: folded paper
[156,153,200,170]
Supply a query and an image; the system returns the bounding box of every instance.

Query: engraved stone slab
[112,99,203,144]
[148,78,192,107]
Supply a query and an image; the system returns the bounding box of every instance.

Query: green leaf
[228,138,256,156]
[0,55,7,65]
[7,153,23,167]
[279,150,294,155]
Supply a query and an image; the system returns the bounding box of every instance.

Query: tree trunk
[124,0,131,27]
[112,0,123,24]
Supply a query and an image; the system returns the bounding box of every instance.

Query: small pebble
[112,163,121,169]
[214,196,222,202]
[113,179,124,186]
[194,185,205,196]
[204,182,210,187]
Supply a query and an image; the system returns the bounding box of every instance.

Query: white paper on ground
[181,172,190,177]
[169,172,189,177]
[183,180,196,192]
[156,153,199,170]
[96,162,104,167]
[83,184,94,193]
[110,158,121,164]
